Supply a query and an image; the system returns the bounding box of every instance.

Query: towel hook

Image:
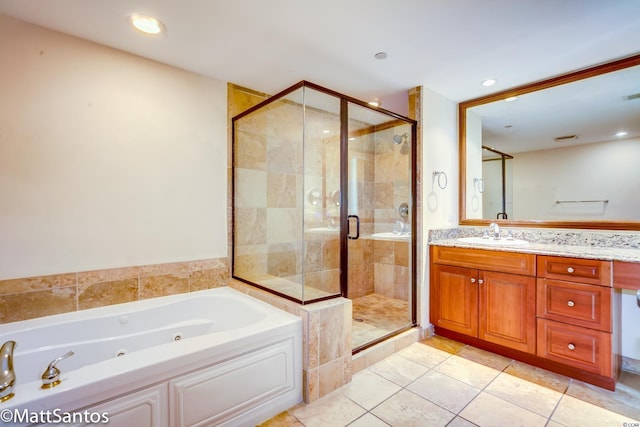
[433,171,447,189]
[473,177,485,193]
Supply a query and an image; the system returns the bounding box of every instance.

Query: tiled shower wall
[0,258,229,324]
[233,86,345,294]
[347,238,409,301]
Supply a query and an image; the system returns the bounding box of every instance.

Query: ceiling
[475,61,640,155]
[0,0,639,117]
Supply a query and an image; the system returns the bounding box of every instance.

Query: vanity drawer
[432,246,535,276]
[537,319,611,376]
[537,256,611,286]
[536,279,611,332]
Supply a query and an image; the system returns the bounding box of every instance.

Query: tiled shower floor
[351,293,410,349]
[260,335,640,427]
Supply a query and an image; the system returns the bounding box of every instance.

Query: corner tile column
[229,279,352,403]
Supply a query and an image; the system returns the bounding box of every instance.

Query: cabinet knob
[567,267,575,273]
[568,343,576,351]
[471,278,476,283]
[567,300,575,307]
[477,279,484,284]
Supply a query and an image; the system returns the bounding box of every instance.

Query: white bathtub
[0,287,302,426]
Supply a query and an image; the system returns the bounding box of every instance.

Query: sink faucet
[488,222,501,240]
[0,340,16,402]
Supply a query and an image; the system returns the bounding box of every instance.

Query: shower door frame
[340,96,418,353]
[231,81,417,324]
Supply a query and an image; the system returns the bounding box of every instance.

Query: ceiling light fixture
[482,79,497,87]
[615,131,628,137]
[374,52,388,60]
[129,13,165,35]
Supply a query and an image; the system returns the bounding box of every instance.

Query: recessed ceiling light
[322,130,331,134]
[374,52,388,60]
[504,96,518,102]
[615,131,628,137]
[129,13,165,35]
[482,79,497,87]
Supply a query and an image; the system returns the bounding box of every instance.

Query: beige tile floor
[261,336,640,427]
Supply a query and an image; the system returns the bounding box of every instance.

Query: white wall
[420,87,458,327]
[513,138,640,220]
[621,290,640,361]
[0,15,228,279]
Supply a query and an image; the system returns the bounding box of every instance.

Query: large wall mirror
[459,53,640,230]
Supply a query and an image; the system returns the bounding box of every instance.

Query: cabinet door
[479,271,536,353]
[431,264,478,336]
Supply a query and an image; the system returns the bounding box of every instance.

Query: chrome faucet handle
[488,222,501,240]
[41,350,74,389]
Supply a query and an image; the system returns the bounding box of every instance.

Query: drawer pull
[470,278,476,283]
[567,300,575,307]
[478,279,484,285]
[567,267,575,273]
[568,343,576,351]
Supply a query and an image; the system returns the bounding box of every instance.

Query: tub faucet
[488,222,501,240]
[41,350,74,389]
[0,340,16,402]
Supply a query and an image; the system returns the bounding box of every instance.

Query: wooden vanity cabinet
[430,246,536,353]
[536,255,615,382]
[430,246,620,390]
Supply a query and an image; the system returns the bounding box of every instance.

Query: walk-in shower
[232,81,417,352]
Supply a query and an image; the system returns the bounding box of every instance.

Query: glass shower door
[346,102,415,351]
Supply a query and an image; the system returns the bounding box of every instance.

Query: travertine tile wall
[374,127,411,229]
[347,237,409,300]
[233,85,344,295]
[0,258,229,324]
[373,239,410,301]
[233,94,303,284]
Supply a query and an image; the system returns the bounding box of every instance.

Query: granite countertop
[428,228,640,263]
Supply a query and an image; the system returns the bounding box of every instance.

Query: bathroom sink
[456,236,529,246]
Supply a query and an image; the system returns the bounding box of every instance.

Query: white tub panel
[171,338,296,427]
[77,383,168,427]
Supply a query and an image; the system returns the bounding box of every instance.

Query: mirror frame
[459,53,640,231]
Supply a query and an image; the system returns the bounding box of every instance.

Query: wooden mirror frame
[459,53,640,231]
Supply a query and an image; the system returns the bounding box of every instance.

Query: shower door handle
[347,215,360,240]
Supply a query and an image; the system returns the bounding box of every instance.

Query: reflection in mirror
[460,54,640,230]
[480,146,512,220]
